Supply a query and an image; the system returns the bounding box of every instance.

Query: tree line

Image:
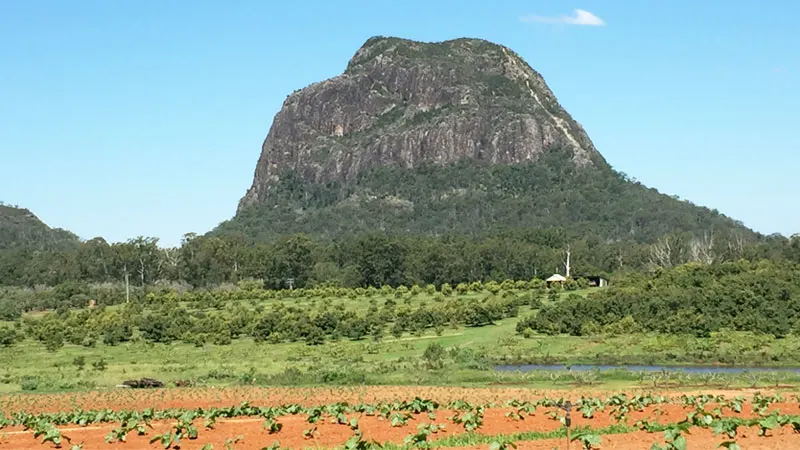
[0,228,795,290]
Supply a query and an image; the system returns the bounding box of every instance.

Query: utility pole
[124,265,130,303]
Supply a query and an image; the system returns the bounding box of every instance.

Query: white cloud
[521,9,606,26]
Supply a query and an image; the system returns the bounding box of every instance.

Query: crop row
[2,392,795,428]
[2,393,797,450]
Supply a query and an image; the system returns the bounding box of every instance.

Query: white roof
[546,274,567,282]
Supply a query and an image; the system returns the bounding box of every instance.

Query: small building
[545,274,566,287]
[586,276,609,288]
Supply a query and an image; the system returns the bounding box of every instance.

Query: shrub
[20,376,40,391]
[0,326,18,347]
[422,342,446,369]
[441,283,453,296]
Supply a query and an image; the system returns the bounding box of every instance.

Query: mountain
[0,203,79,250]
[217,36,753,242]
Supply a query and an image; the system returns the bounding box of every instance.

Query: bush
[0,326,18,347]
[441,283,453,296]
[305,326,325,345]
[20,376,40,391]
[422,342,446,369]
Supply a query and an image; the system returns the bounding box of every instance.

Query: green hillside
[218,149,753,243]
[0,203,79,251]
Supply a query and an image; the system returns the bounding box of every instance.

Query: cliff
[239,36,606,211]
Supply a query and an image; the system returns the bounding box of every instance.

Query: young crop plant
[344,430,383,450]
[390,412,412,427]
[307,406,324,423]
[753,414,779,436]
[571,430,601,450]
[33,421,72,449]
[150,416,199,449]
[223,435,244,450]
[263,417,283,434]
[260,441,281,450]
[650,421,691,450]
[348,417,360,430]
[449,406,484,432]
[576,397,604,419]
[489,438,517,450]
[404,426,432,449]
[105,418,152,443]
[724,397,744,414]
[504,410,524,421]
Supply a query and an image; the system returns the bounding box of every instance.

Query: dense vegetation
[2,159,796,290]
[0,279,541,348]
[0,203,78,251]
[219,151,754,243]
[519,260,800,338]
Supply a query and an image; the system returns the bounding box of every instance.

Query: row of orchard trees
[2,286,537,350]
[0,275,587,321]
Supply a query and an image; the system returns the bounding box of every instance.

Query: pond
[493,364,800,374]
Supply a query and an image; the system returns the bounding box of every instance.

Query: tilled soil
[1,387,798,449]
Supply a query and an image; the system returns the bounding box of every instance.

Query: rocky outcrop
[238,36,606,212]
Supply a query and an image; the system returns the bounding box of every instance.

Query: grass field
[3,287,800,394]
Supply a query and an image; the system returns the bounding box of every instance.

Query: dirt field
[0,386,798,449]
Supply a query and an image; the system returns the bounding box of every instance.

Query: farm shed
[586,276,609,287]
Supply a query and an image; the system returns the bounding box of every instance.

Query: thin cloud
[521,9,606,26]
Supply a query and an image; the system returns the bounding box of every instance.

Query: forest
[0,228,796,290]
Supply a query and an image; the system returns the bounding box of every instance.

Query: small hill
[0,203,79,250]
[217,36,753,243]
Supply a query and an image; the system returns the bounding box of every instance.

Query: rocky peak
[239,36,605,212]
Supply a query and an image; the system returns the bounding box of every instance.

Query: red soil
[0,387,798,449]
[0,386,788,414]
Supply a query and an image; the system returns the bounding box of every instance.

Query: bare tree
[649,236,673,269]
[563,245,571,278]
[689,231,715,265]
[726,231,745,260]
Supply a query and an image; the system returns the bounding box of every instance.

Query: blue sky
[1,0,798,246]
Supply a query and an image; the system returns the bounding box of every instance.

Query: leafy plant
[571,430,601,450]
[262,418,283,434]
[489,438,517,450]
[650,421,691,450]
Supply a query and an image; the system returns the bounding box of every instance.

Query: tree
[353,233,407,287]
[305,325,325,345]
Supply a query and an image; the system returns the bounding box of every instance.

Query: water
[493,364,800,374]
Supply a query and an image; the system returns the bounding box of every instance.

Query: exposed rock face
[238,36,605,212]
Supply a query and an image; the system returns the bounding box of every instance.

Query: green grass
[4,286,800,394]
[379,423,634,450]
